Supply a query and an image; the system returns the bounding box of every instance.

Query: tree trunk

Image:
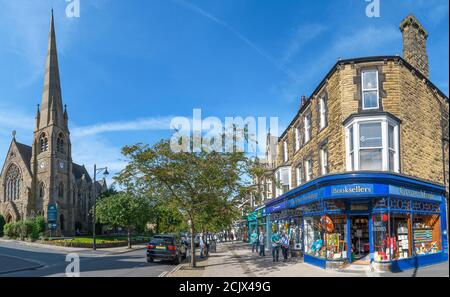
[190,225,196,268]
[127,227,132,249]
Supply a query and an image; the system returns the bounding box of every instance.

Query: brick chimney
[301,96,306,107]
[400,14,429,78]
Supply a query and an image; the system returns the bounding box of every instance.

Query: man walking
[259,231,266,256]
[281,230,290,262]
[271,230,281,262]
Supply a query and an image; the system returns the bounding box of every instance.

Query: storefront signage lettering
[287,190,320,208]
[373,221,386,232]
[267,201,287,214]
[389,185,442,202]
[330,184,373,196]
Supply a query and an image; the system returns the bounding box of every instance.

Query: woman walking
[280,230,290,262]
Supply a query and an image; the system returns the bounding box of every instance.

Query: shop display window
[373,213,390,262]
[413,215,442,255]
[324,215,347,261]
[325,200,346,212]
[391,213,412,260]
[289,217,303,251]
[373,198,388,209]
[304,217,326,258]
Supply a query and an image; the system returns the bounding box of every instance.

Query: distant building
[0,12,107,236]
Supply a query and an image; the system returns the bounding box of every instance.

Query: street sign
[48,223,57,230]
[47,204,57,223]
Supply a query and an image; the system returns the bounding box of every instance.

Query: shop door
[350,215,370,264]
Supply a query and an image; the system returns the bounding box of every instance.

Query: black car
[146,234,187,264]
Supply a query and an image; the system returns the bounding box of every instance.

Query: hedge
[2,216,46,241]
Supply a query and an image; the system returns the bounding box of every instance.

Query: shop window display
[289,217,303,251]
[391,214,412,259]
[373,213,390,262]
[304,217,325,258]
[413,215,442,255]
[323,215,347,260]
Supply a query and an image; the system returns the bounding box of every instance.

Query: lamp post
[92,164,109,250]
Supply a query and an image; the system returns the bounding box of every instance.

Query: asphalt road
[0,241,177,277]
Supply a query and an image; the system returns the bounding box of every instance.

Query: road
[0,241,177,277]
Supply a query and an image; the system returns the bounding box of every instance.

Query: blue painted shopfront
[260,172,448,272]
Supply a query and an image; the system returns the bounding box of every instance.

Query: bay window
[362,69,379,110]
[275,166,291,197]
[345,114,400,172]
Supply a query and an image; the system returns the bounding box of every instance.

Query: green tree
[0,215,5,237]
[93,192,152,248]
[116,140,250,267]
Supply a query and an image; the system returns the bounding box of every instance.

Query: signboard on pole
[47,204,57,223]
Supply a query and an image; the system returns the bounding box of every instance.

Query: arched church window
[39,182,45,199]
[40,133,49,153]
[5,164,21,201]
[57,133,65,153]
[58,182,64,199]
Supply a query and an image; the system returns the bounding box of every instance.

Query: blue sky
[0,0,448,183]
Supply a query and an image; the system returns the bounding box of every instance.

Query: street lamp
[92,164,109,250]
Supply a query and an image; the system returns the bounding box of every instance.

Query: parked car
[146,234,187,264]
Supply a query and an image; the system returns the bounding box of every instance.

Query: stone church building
[0,13,107,236]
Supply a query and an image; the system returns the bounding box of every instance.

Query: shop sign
[267,201,287,214]
[373,220,387,232]
[330,184,374,196]
[287,190,320,208]
[389,185,442,202]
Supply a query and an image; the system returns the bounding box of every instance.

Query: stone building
[0,13,107,236]
[260,14,448,202]
[247,15,448,271]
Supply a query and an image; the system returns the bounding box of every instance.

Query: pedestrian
[199,234,206,258]
[259,231,266,257]
[271,230,281,262]
[281,230,290,262]
[250,230,259,253]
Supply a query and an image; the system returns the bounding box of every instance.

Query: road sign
[48,223,57,230]
[47,204,57,223]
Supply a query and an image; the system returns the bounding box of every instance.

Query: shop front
[266,200,303,257]
[265,172,448,271]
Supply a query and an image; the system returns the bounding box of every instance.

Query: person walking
[259,231,266,257]
[250,230,259,253]
[199,234,206,258]
[281,230,290,262]
[271,230,281,262]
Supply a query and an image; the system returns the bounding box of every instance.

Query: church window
[40,133,49,153]
[39,182,45,199]
[58,182,64,199]
[5,164,21,202]
[57,133,65,153]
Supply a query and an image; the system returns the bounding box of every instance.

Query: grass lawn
[67,235,151,244]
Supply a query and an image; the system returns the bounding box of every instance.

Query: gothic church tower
[31,11,74,235]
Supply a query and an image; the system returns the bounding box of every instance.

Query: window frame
[319,95,328,131]
[345,115,400,173]
[305,158,313,182]
[320,146,329,176]
[283,139,289,163]
[304,112,312,144]
[361,69,380,110]
[294,126,301,152]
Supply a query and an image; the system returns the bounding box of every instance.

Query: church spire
[39,10,64,129]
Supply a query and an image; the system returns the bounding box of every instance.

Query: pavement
[0,239,177,277]
[167,241,449,277]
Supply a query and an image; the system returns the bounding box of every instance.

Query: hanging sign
[47,204,57,223]
[321,215,334,233]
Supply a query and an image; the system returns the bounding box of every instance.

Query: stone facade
[0,13,107,236]
[260,15,448,203]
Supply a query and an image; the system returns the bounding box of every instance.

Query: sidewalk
[168,241,360,277]
[0,238,146,255]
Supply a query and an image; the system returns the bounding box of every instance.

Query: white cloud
[281,24,327,64]
[72,116,174,137]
